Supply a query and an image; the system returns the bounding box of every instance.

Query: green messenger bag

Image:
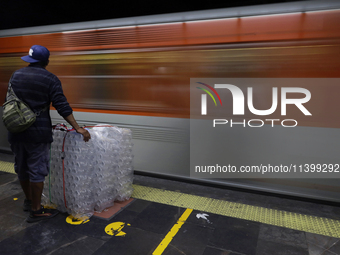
[2,82,46,133]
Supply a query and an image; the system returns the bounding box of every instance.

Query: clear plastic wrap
[42,124,134,219]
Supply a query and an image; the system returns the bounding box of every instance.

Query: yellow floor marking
[132,184,340,238]
[152,208,193,255]
[66,215,90,225]
[1,162,339,238]
[105,222,131,236]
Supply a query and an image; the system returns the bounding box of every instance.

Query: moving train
[1,0,340,202]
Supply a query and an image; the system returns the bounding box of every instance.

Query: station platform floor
[0,153,340,255]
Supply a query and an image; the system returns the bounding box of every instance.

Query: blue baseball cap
[21,45,50,63]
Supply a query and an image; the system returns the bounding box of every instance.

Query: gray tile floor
[0,152,340,255]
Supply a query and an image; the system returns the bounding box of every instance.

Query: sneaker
[26,206,59,223]
[23,199,32,211]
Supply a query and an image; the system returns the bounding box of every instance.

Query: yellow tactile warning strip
[0,160,15,174]
[1,161,339,238]
[131,184,340,238]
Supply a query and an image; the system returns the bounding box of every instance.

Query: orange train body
[0,8,340,126]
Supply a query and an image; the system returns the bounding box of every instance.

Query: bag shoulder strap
[5,73,16,101]
[4,72,49,115]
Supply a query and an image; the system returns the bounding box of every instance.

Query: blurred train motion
[1,0,340,202]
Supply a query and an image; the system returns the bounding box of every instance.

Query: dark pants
[10,142,50,182]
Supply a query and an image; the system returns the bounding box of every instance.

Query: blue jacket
[7,64,73,143]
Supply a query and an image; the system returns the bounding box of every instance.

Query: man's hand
[63,114,91,142]
[76,127,91,142]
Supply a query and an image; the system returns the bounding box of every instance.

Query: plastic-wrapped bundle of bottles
[42,124,134,218]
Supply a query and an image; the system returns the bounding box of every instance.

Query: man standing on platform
[7,45,91,223]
